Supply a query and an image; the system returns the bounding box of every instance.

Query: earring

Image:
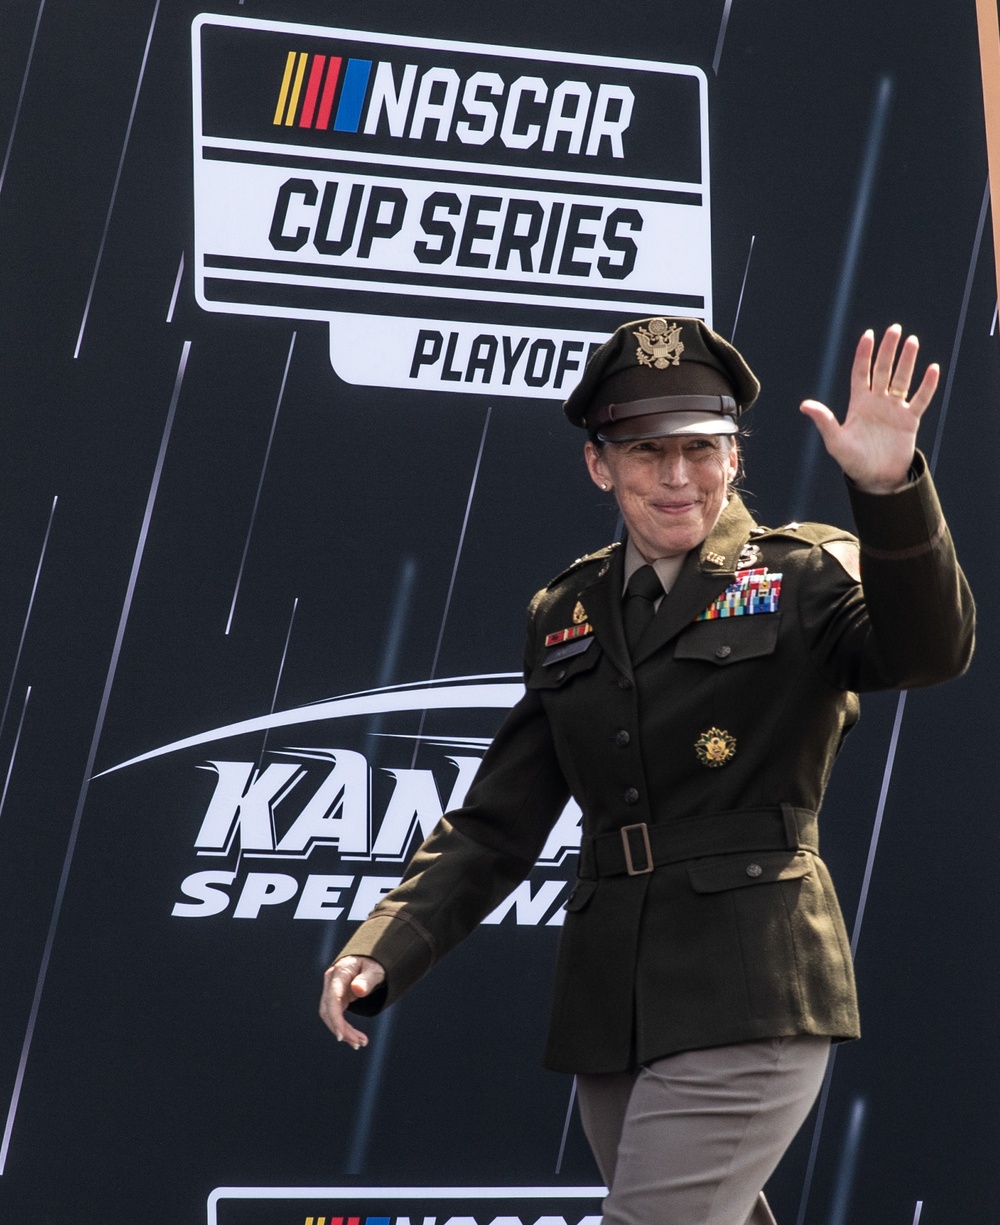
[600,483,609,490]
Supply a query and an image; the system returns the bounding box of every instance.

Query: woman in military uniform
[318,319,974,1225]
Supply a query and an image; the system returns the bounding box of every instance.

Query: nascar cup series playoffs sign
[192,15,712,398]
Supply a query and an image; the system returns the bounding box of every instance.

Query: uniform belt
[578,805,819,879]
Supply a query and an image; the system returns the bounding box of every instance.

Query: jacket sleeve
[799,451,975,692]
[336,605,571,1013]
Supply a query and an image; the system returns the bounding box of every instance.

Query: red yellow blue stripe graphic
[273,50,372,131]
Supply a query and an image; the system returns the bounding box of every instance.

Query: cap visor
[597,410,738,442]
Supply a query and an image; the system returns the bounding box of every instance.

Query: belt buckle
[621,822,653,876]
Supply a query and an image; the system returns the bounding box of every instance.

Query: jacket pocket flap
[674,615,780,664]
[687,850,812,893]
[527,638,601,689]
[543,636,594,666]
[563,879,597,912]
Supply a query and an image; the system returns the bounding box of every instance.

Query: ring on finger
[889,386,908,398]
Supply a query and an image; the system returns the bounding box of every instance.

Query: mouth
[652,499,699,516]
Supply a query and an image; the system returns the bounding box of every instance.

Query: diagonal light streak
[0,0,47,199]
[409,403,493,769]
[555,1076,578,1174]
[790,76,893,519]
[713,0,736,75]
[347,407,495,1175]
[226,332,297,634]
[166,251,185,323]
[731,234,756,343]
[929,178,990,473]
[0,687,31,829]
[0,340,189,1175]
[0,494,57,750]
[73,0,160,359]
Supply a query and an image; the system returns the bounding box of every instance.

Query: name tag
[543,636,595,666]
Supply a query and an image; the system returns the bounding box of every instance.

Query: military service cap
[564,316,760,442]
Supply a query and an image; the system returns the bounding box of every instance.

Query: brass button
[615,730,630,747]
[746,863,763,878]
[715,646,732,659]
[624,787,640,805]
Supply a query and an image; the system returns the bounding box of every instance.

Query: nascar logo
[272,49,634,157]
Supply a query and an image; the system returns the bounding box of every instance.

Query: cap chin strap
[586,393,739,431]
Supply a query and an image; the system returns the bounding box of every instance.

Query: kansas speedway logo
[192,15,713,399]
[96,675,584,926]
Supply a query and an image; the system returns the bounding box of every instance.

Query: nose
[659,451,690,486]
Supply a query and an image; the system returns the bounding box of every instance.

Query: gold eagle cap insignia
[634,318,685,369]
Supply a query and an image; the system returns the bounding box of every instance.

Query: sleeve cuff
[338,910,436,1013]
[845,451,944,555]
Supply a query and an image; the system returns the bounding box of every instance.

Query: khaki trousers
[576,1036,831,1225]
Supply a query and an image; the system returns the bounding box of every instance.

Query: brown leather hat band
[587,393,739,429]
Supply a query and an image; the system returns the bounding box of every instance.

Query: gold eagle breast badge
[572,600,588,624]
[695,727,737,767]
[634,318,685,369]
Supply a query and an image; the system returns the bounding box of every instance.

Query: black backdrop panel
[0,2,995,1223]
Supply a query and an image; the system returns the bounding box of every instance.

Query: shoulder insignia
[544,543,619,590]
[822,539,862,582]
[754,521,858,548]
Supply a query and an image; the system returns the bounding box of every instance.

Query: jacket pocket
[687,849,812,893]
[674,614,780,665]
[527,637,602,690]
[563,879,597,912]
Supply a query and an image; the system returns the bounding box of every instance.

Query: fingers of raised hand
[851,328,877,393]
[854,325,939,418]
[799,398,839,445]
[870,323,905,395]
[885,332,920,401]
[907,360,941,418]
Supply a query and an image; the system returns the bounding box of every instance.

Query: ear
[725,437,740,482]
[584,440,613,491]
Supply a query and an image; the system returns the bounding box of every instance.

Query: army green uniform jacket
[340,454,974,1073]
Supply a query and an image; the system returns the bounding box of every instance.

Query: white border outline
[207,1184,608,1224]
[190,14,712,326]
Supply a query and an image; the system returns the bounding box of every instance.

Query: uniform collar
[622,539,684,599]
[696,492,758,575]
[577,494,759,671]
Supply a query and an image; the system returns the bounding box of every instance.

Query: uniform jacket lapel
[574,543,631,679]
[631,494,759,666]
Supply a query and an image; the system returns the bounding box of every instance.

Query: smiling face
[585,434,739,560]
